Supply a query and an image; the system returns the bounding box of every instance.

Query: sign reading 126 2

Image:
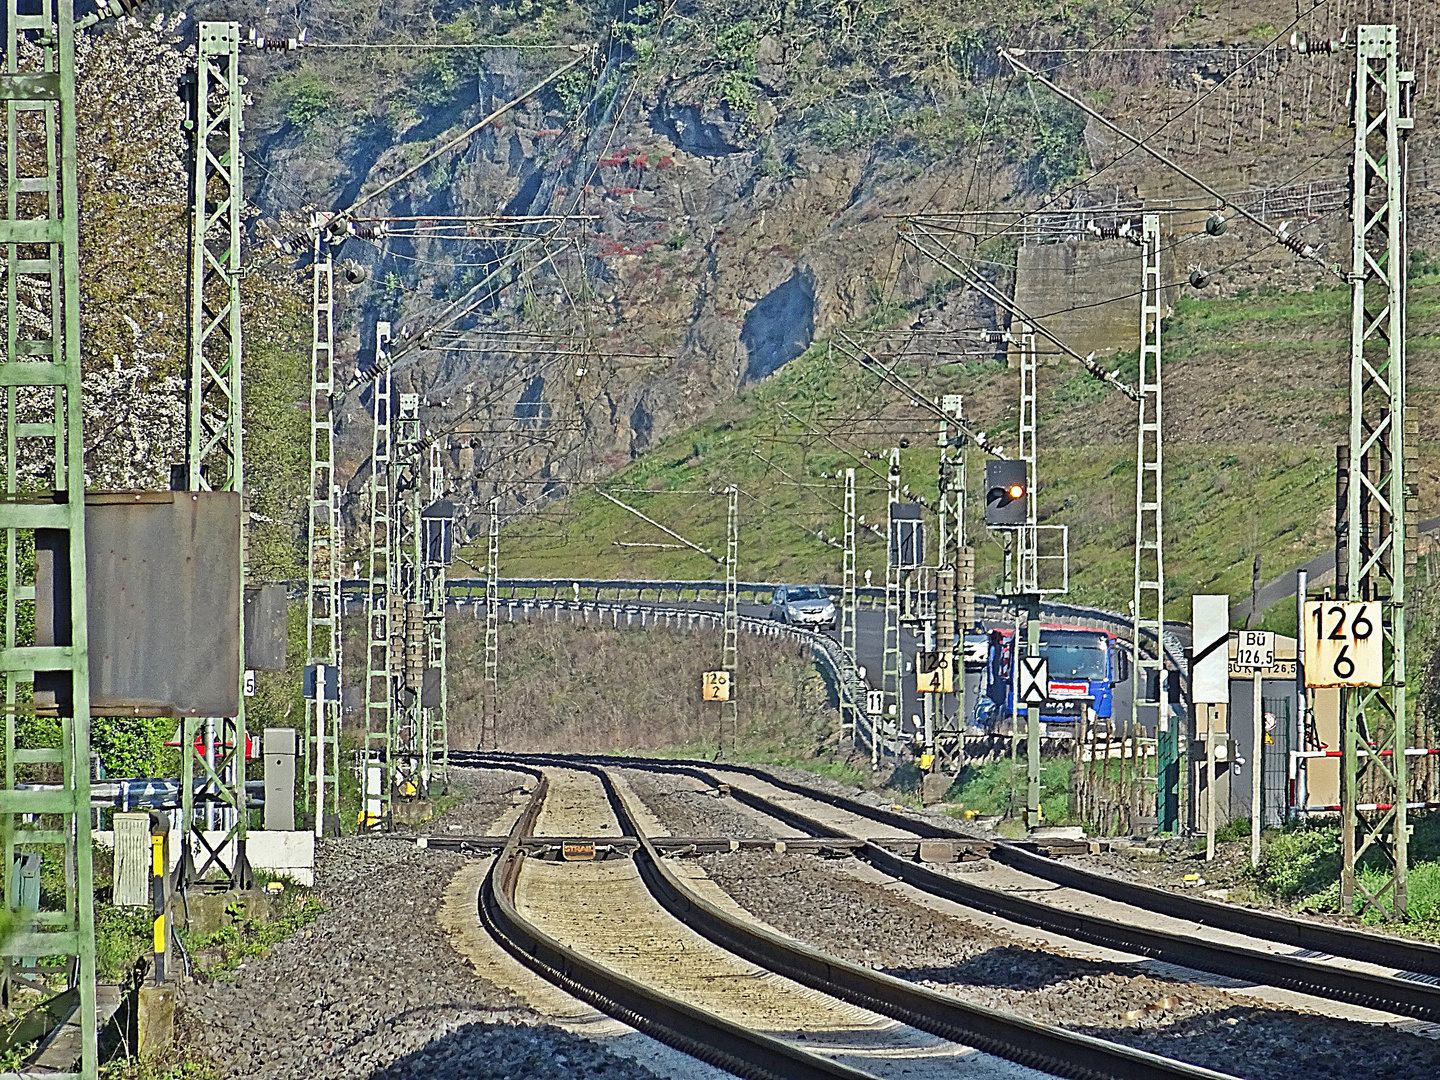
[1303,601,1382,687]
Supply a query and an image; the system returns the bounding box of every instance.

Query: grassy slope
[481,271,1440,610]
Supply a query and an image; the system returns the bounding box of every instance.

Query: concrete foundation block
[177,889,269,936]
[137,985,175,1055]
[392,799,434,826]
[921,773,952,805]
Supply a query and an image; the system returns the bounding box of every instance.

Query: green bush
[282,71,335,129]
[1254,823,1340,902]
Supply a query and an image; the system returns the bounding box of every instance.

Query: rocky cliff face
[225,0,1440,542]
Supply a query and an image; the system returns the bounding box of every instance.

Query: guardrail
[416,577,1189,693]
[340,574,1190,742]
[460,591,878,752]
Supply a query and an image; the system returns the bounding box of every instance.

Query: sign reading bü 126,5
[1303,601,1382,687]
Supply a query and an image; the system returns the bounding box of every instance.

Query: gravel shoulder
[175,767,670,1080]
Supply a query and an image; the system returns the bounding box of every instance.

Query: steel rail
[497,758,1240,1080]
[462,752,1440,1021]
[476,764,882,1080]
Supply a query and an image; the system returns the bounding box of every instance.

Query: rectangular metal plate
[36,492,241,717]
[244,583,288,672]
[1191,595,1230,704]
[561,841,596,861]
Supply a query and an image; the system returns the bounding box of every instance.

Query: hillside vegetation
[484,264,1440,610]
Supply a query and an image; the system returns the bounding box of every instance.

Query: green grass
[484,277,1440,611]
[179,885,324,980]
[939,758,1074,825]
[100,1059,216,1080]
[1252,816,1440,939]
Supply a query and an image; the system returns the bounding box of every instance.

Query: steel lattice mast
[841,468,858,743]
[483,497,499,749]
[182,21,249,886]
[0,0,98,1064]
[723,485,739,751]
[423,444,449,791]
[1342,24,1414,916]
[393,393,423,800]
[881,449,902,770]
[363,325,394,828]
[1016,323,1038,593]
[1132,214,1171,831]
[305,234,340,835]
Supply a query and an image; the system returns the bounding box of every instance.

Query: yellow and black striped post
[150,820,168,983]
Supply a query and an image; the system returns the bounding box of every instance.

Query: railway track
[472,756,1243,1080]
[456,750,1440,1027]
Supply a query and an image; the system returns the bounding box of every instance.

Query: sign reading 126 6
[1303,601,1382,687]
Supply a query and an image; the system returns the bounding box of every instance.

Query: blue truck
[974,624,1131,732]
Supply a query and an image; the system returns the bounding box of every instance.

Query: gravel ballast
[176,768,663,1080]
[625,769,1440,1080]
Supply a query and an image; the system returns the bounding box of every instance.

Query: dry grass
[446,613,842,761]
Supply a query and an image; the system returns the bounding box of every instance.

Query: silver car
[770,584,837,630]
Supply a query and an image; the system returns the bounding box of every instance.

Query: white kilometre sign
[1234,631,1274,670]
[1303,601,1382,687]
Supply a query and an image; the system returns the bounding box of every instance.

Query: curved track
[460,751,1440,1026]
[474,757,1243,1080]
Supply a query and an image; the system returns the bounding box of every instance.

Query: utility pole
[1340,24,1414,916]
[483,497,500,749]
[882,450,903,770]
[305,231,340,837]
[183,21,249,887]
[842,468,858,743]
[0,0,98,1066]
[724,485,739,752]
[363,325,394,829]
[1132,214,1171,833]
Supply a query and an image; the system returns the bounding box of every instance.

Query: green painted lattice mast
[723,485,738,751]
[881,449,901,770]
[841,467,857,743]
[182,21,248,886]
[0,0,97,1070]
[482,496,498,749]
[363,325,394,827]
[305,232,340,834]
[1342,24,1415,917]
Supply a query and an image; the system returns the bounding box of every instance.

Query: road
[1230,513,1440,626]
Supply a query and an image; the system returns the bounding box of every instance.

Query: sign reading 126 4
[1303,601,1382,687]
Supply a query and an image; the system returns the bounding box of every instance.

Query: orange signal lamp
[1007,484,1025,499]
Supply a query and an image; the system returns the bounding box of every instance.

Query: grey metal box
[36,491,241,718]
[244,583,289,672]
[263,727,296,832]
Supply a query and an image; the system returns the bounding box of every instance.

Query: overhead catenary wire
[913,2,1333,256]
[1000,47,1341,278]
[342,47,595,217]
